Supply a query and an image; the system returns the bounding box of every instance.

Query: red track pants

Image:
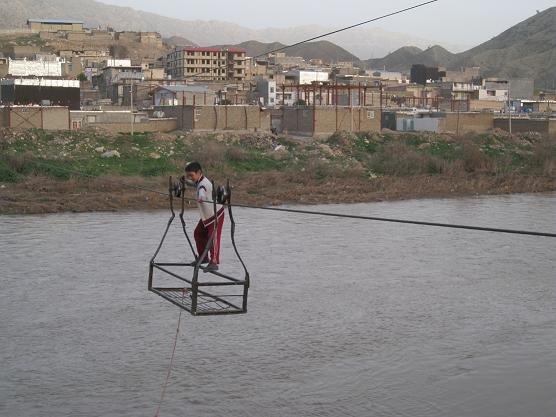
[194,211,224,265]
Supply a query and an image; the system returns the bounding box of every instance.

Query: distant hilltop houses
[27,18,85,32]
[0,17,554,137]
[25,18,163,48]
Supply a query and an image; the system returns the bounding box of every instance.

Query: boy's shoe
[203,262,219,272]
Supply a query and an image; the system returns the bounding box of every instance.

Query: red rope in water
[153,290,187,417]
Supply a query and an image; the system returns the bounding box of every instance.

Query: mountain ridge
[0,0,458,59]
[365,7,556,86]
[210,40,359,63]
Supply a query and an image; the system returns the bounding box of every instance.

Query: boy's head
[184,161,203,182]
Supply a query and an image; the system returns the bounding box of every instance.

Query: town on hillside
[0,17,555,136]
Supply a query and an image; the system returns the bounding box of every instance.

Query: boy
[184,162,224,272]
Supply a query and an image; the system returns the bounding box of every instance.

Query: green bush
[227,152,282,172]
[0,160,22,182]
[368,142,442,176]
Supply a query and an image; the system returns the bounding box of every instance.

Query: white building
[7,57,64,77]
[276,89,297,106]
[367,69,404,82]
[153,85,215,106]
[103,59,133,68]
[289,70,330,85]
[255,79,277,107]
[479,79,509,102]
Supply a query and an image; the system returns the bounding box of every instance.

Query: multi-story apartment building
[166,47,246,81]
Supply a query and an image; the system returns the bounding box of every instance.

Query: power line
[181,0,440,80]
[229,203,556,238]
[250,0,439,60]
[17,158,556,239]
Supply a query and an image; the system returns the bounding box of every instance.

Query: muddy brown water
[1,193,555,417]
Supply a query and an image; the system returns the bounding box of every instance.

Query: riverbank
[1,128,555,214]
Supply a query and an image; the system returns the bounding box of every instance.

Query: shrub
[460,140,492,173]
[367,141,442,176]
[0,159,22,182]
[186,141,227,168]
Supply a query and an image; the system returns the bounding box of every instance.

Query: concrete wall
[282,107,312,135]
[315,107,380,134]
[154,105,271,132]
[0,106,69,130]
[493,118,556,137]
[439,112,494,134]
[7,107,43,129]
[470,99,504,112]
[71,110,149,124]
[397,117,440,133]
[282,106,381,135]
[92,119,178,134]
[192,106,270,131]
[66,32,88,42]
[152,106,191,130]
[29,22,83,32]
[41,107,70,130]
[0,107,9,127]
[550,120,556,138]
[154,90,216,106]
[70,110,178,132]
[509,79,535,100]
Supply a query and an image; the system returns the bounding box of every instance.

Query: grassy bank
[1,128,555,214]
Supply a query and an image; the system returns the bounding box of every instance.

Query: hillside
[418,45,455,68]
[366,8,555,86]
[0,0,448,59]
[212,40,360,62]
[453,7,556,86]
[366,44,458,72]
[366,46,423,71]
[366,45,456,72]
[163,36,197,48]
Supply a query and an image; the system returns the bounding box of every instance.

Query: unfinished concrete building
[166,47,247,81]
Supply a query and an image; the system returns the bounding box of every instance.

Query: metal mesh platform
[149,262,249,316]
[150,287,245,315]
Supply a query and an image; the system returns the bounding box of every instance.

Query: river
[1,193,555,417]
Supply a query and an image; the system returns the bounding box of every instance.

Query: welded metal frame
[148,177,250,316]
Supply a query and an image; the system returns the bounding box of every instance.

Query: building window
[367,110,375,119]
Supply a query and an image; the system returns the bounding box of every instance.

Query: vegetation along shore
[1,128,555,215]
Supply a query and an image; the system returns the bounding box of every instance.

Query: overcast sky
[99,0,554,48]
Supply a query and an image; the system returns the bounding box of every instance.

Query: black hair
[185,162,202,172]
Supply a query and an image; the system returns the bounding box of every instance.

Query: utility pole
[130,80,134,136]
[456,99,461,138]
[507,81,512,135]
[379,81,383,131]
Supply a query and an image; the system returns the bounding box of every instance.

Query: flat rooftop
[27,18,84,24]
